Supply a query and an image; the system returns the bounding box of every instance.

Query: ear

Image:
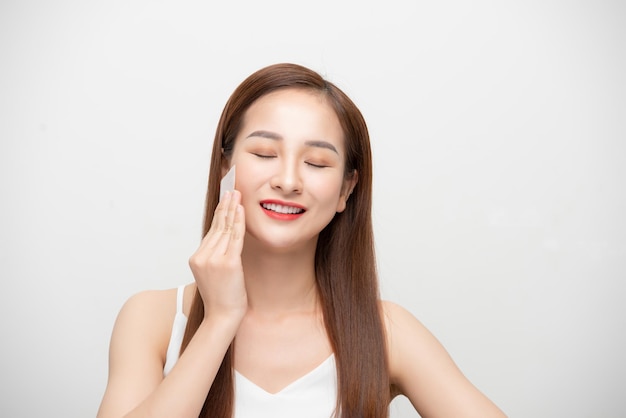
[220,149,230,177]
[336,170,358,213]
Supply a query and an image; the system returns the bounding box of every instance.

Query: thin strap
[176,285,185,314]
[163,285,189,377]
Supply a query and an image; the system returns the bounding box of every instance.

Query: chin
[244,230,318,254]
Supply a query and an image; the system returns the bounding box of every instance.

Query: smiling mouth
[261,203,305,214]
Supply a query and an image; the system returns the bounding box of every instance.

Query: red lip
[260,199,306,209]
[260,199,306,221]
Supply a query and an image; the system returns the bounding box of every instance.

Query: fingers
[222,191,239,234]
[205,191,231,239]
[201,190,244,254]
[188,191,247,319]
[226,203,245,254]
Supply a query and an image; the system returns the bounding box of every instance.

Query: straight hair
[180,63,390,417]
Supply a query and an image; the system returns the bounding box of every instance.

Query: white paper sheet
[219,165,236,201]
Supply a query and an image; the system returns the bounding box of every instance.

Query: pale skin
[97,89,507,418]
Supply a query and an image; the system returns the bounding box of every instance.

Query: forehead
[239,88,345,147]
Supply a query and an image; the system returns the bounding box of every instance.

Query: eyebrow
[246,130,339,154]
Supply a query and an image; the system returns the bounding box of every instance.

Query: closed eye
[252,153,276,159]
[305,161,329,168]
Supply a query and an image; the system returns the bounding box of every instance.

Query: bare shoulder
[112,288,179,357]
[380,300,433,345]
[114,284,196,352]
[117,283,195,324]
[380,299,466,387]
[379,300,507,417]
[379,300,441,369]
[117,288,176,326]
[380,299,423,329]
[97,285,193,417]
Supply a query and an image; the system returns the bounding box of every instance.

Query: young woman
[97,63,506,418]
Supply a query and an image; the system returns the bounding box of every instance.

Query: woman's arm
[96,291,241,418]
[383,301,507,418]
[97,191,247,418]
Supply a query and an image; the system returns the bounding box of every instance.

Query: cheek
[310,175,344,202]
[231,159,271,212]
[231,155,265,189]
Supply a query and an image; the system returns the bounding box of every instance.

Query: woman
[97,63,506,418]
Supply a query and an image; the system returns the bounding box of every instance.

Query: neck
[241,237,319,315]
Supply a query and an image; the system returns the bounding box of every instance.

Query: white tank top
[163,285,338,418]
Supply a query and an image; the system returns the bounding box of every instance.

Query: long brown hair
[180,63,390,417]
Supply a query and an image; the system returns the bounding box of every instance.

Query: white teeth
[262,203,304,214]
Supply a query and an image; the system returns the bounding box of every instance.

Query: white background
[1,1,625,417]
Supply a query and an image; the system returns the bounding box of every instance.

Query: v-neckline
[235,354,335,396]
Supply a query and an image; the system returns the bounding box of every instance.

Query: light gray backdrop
[1,1,624,417]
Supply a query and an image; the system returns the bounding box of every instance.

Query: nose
[269,158,302,194]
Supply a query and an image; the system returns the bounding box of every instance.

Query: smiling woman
[96,63,507,418]
[231,89,352,250]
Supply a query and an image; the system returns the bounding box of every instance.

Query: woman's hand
[189,190,247,322]
[97,194,247,418]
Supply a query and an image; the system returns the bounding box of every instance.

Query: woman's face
[226,88,355,252]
